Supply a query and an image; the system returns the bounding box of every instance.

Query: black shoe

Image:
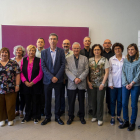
[67,118,73,125]
[60,111,65,116]
[41,118,51,125]
[128,123,135,131]
[138,125,140,129]
[88,109,93,115]
[80,118,86,124]
[55,118,64,125]
[118,120,129,129]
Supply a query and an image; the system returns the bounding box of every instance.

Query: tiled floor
[0,97,140,140]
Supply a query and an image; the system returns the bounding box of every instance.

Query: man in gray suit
[65,42,89,125]
[80,36,93,115]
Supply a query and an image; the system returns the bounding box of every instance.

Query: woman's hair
[27,45,36,52]
[91,44,104,57]
[13,45,26,57]
[0,47,10,59]
[127,43,139,61]
[112,43,124,53]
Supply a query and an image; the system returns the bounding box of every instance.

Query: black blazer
[80,48,92,59]
[20,57,43,94]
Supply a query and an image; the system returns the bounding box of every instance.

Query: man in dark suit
[80,37,93,115]
[41,33,65,125]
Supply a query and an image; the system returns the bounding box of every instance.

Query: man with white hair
[65,42,89,125]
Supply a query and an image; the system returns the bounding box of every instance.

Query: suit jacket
[65,54,89,90]
[41,47,65,85]
[80,48,92,58]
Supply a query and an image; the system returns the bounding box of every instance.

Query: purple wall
[2,25,89,58]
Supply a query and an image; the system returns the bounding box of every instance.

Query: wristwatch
[101,83,104,87]
[16,85,19,87]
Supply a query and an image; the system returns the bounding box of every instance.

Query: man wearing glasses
[60,39,73,116]
[103,39,114,114]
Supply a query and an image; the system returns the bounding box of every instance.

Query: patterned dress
[89,56,109,87]
[0,59,20,94]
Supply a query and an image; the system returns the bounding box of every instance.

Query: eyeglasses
[104,42,111,44]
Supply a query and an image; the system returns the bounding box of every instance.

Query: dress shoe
[41,118,51,125]
[118,120,129,129]
[127,123,135,131]
[80,118,86,124]
[67,118,73,125]
[55,118,64,125]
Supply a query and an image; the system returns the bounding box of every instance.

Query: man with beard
[103,39,114,114]
[60,39,73,116]
[80,37,93,115]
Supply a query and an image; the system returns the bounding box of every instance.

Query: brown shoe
[20,111,24,118]
[15,111,19,116]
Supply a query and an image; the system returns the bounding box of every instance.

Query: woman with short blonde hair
[20,45,43,124]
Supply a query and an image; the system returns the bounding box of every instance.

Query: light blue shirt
[36,48,45,58]
[122,57,140,86]
[50,47,57,66]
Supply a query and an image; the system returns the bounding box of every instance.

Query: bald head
[62,39,71,52]
[103,39,112,50]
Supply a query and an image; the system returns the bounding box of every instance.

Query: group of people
[0,33,140,132]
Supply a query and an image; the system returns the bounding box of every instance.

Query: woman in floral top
[87,44,109,126]
[0,47,20,127]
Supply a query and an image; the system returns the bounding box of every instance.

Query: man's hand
[74,78,81,84]
[52,77,58,83]
[109,86,114,89]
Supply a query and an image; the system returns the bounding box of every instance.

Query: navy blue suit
[41,47,65,119]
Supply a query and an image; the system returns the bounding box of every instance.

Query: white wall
[0,0,140,54]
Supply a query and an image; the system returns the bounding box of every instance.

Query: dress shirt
[50,47,57,66]
[36,48,45,58]
[103,50,114,60]
[122,57,140,86]
[84,48,90,59]
[74,55,79,69]
[65,49,73,58]
[108,55,125,88]
[20,56,43,84]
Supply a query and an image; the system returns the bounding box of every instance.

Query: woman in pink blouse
[20,45,43,124]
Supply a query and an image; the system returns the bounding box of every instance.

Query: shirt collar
[37,48,45,52]
[50,47,57,52]
[112,55,125,61]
